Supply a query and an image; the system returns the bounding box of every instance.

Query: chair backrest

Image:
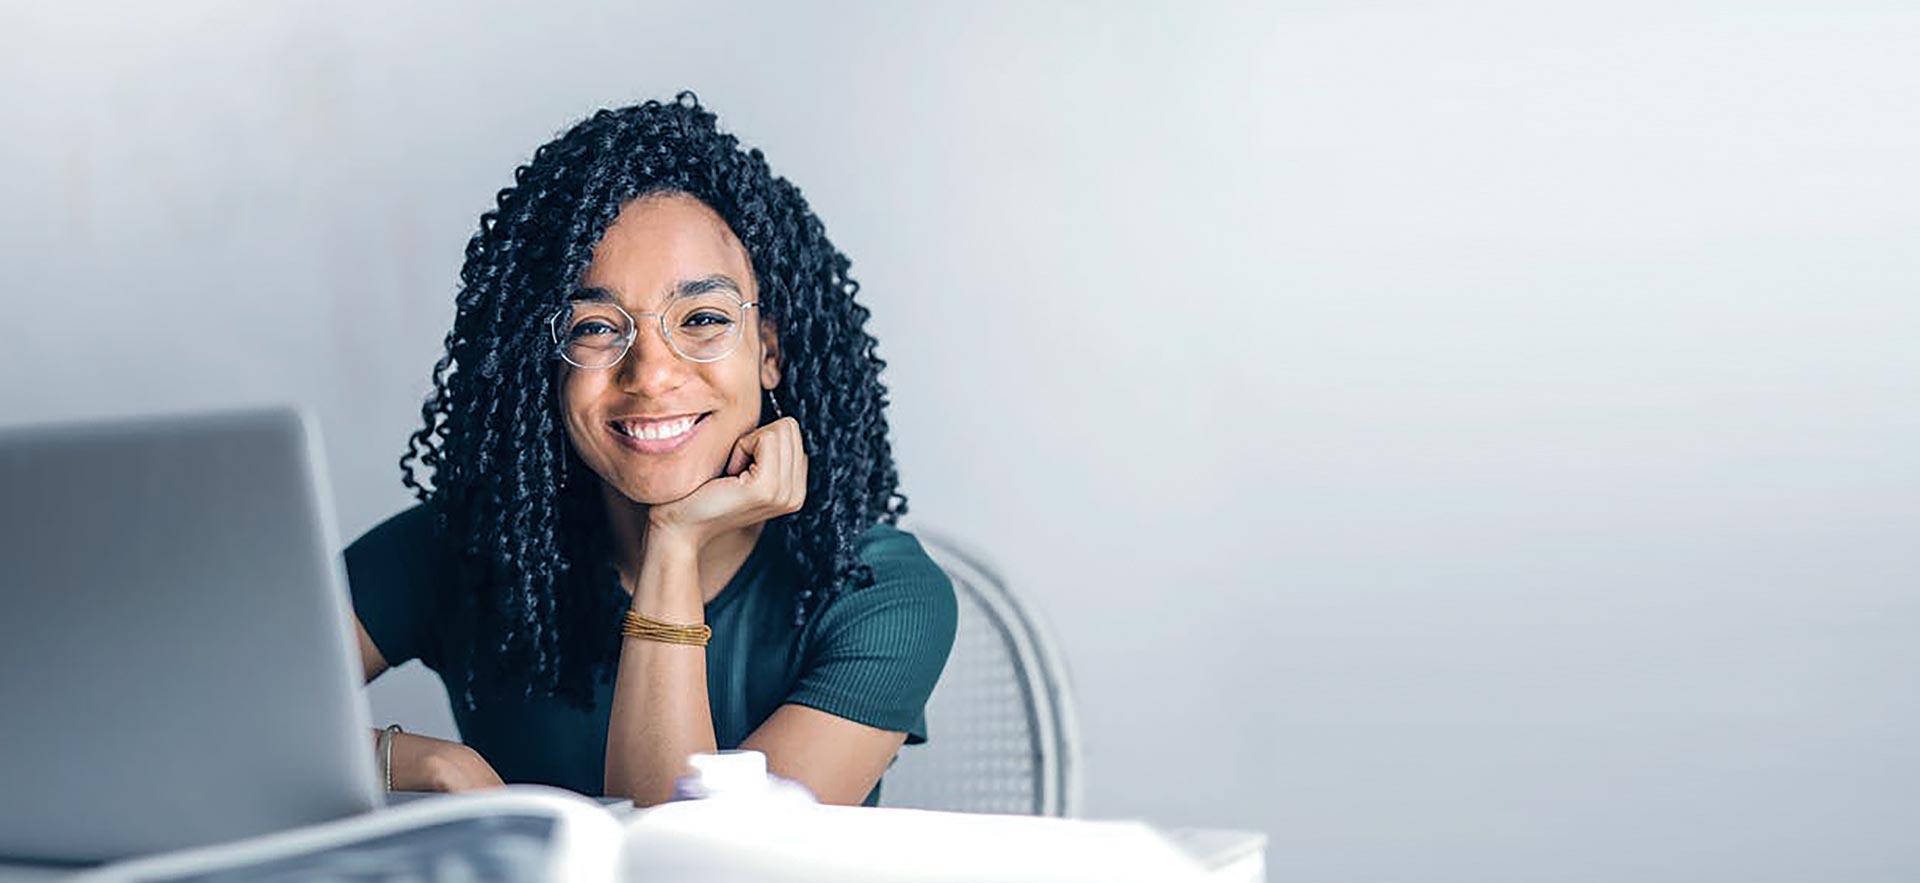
[880,530,1083,817]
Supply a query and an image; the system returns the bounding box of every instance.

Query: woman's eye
[682,311,734,328]
[569,320,619,338]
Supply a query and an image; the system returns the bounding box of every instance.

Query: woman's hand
[386,730,504,793]
[646,416,807,552]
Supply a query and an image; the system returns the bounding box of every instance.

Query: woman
[344,92,957,808]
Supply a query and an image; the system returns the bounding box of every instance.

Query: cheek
[705,365,763,424]
[558,373,607,441]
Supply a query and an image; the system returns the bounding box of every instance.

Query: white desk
[0,824,1265,882]
[1163,827,1269,883]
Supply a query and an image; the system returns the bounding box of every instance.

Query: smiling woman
[340,92,957,808]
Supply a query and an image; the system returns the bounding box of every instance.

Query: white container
[671,749,818,804]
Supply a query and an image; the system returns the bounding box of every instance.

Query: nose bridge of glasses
[600,308,668,371]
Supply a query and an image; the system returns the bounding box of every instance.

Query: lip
[606,412,710,455]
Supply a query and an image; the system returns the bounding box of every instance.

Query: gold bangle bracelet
[621,609,712,647]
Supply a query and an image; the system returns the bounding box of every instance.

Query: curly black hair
[398,91,905,711]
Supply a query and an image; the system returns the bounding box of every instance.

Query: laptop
[0,406,383,863]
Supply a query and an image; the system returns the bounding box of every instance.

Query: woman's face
[558,192,779,506]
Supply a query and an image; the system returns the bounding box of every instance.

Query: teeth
[617,416,697,441]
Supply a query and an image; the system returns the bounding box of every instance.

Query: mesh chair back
[880,530,1082,816]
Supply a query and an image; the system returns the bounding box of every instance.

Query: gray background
[4,2,1917,880]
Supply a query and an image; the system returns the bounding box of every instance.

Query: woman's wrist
[389,731,495,792]
[641,519,706,561]
[386,730,432,791]
[641,506,718,556]
[376,724,403,792]
[630,527,706,620]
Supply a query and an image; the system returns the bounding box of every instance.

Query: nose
[613,319,689,399]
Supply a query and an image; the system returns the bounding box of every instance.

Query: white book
[68,787,625,883]
[69,785,1223,883]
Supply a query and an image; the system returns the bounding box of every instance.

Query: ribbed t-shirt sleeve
[785,526,959,745]
[342,503,443,672]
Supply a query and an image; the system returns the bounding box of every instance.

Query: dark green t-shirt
[343,504,957,806]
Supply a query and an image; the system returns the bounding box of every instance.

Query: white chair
[880,530,1084,817]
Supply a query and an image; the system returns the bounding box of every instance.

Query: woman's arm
[346,507,505,792]
[601,417,926,806]
[354,611,503,791]
[385,730,505,792]
[603,529,913,806]
[354,615,390,684]
[602,418,805,805]
[601,533,719,804]
[740,705,908,805]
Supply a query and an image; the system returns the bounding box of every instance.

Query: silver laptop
[0,406,382,863]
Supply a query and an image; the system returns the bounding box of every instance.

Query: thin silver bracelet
[378,723,403,792]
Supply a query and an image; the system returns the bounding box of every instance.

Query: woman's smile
[606,411,713,455]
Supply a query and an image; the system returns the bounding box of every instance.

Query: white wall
[4,2,1917,880]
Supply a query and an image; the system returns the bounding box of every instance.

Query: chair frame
[914,529,1085,818]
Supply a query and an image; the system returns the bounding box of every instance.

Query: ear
[758,317,782,391]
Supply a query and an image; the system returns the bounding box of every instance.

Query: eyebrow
[570,274,744,303]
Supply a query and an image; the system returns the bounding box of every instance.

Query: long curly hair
[399,91,905,711]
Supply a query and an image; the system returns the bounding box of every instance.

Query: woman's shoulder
[350,500,435,542]
[852,522,953,595]
[804,522,958,635]
[345,502,447,569]
[785,522,960,745]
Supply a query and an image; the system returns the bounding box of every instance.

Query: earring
[765,387,785,421]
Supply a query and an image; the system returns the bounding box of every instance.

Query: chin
[603,465,714,506]
[573,426,735,505]
[603,479,679,507]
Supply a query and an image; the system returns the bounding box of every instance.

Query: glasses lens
[554,302,633,368]
[665,292,746,361]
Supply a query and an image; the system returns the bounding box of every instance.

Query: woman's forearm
[602,534,718,805]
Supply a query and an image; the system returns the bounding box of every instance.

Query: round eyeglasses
[548,291,760,369]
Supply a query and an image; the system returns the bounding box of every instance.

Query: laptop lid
[0,406,381,862]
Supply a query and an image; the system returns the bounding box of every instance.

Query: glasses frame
[547,293,761,369]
